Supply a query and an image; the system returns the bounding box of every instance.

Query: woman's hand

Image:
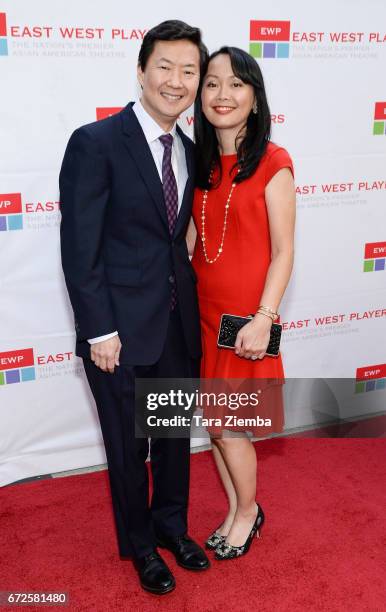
[234,314,272,360]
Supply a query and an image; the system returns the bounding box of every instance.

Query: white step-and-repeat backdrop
[1,0,385,485]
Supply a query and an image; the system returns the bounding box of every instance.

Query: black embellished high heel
[214,504,265,560]
[205,525,226,550]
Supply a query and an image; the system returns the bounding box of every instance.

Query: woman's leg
[211,438,237,535]
[214,435,258,546]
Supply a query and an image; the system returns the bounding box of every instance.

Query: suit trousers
[83,306,199,559]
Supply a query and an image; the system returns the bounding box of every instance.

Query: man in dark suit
[59,20,209,595]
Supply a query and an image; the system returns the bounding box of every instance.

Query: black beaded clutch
[217,313,282,357]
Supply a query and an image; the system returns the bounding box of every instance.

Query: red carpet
[1,439,386,611]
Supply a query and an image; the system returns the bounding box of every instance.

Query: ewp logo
[355,363,386,393]
[0,193,23,231]
[0,348,36,385]
[249,20,290,59]
[373,102,386,135]
[0,12,7,55]
[363,241,386,272]
[96,107,123,121]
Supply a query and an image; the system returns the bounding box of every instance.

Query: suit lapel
[120,103,169,231]
[120,104,195,237]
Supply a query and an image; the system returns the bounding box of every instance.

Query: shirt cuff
[87,331,118,344]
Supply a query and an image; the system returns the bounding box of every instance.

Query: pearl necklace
[201,167,238,264]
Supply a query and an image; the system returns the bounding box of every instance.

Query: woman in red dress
[187,47,296,560]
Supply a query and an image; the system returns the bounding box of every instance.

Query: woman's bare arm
[258,167,296,311]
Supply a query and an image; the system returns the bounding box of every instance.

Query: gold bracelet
[256,309,275,321]
[258,305,279,320]
[258,304,279,315]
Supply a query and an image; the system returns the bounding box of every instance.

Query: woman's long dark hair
[194,46,271,189]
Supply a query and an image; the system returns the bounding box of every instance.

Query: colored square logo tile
[376,378,386,390]
[0,371,4,385]
[365,380,376,392]
[0,216,7,231]
[263,43,276,58]
[6,369,20,384]
[0,13,7,37]
[21,367,36,382]
[8,214,23,230]
[374,258,385,271]
[373,121,384,135]
[249,42,262,58]
[277,43,289,58]
[374,102,386,120]
[363,259,374,272]
[355,381,365,393]
[0,38,8,56]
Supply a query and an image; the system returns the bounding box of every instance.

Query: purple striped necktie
[159,133,178,309]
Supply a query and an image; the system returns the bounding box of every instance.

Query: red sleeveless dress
[191,143,294,436]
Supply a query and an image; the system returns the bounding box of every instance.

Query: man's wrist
[88,331,119,344]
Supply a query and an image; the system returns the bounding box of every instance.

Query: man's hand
[90,335,122,373]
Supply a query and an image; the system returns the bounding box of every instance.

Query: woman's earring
[252,101,258,115]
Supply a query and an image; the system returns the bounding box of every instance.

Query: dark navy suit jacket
[59,102,201,365]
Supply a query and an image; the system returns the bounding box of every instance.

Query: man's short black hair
[138,20,208,73]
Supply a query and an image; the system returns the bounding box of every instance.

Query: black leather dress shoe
[133,551,175,594]
[156,534,210,571]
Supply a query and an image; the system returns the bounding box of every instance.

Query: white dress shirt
[88,100,188,345]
